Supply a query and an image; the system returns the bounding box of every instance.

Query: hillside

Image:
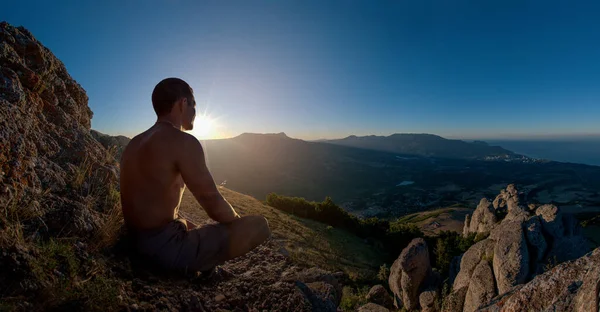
[323,134,519,160]
[180,187,385,280]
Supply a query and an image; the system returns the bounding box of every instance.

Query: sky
[5,0,600,140]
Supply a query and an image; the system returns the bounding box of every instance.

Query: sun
[191,114,215,139]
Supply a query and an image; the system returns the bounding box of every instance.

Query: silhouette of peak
[235,132,291,140]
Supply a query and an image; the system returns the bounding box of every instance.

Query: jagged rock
[293,267,343,306]
[366,285,393,308]
[389,238,432,309]
[463,214,471,237]
[388,258,403,308]
[536,204,564,239]
[477,247,600,312]
[464,260,496,312]
[442,287,468,312]
[295,281,337,312]
[492,220,529,295]
[448,255,462,287]
[0,22,118,241]
[453,239,495,290]
[419,289,440,312]
[492,191,506,210]
[399,238,431,310]
[357,303,390,312]
[524,216,547,262]
[467,198,497,235]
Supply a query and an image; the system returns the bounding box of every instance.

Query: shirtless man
[120,77,270,275]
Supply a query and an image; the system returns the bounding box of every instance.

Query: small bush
[377,263,390,282]
[340,286,368,311]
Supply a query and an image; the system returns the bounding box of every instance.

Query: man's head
[152,78,196,130]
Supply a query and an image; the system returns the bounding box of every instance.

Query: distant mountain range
[322,133,519,160]
[93,130,600,218]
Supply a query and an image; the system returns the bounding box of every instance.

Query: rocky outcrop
[491,220,529,294]
[447,185,592,311]
[420,289,440,312]
[442,286,468,312]
[366,284,393,309]
[523,216,547,263]
[464,260,496,312]
[0,22,120,237]
[453,239,495,290]
[464,198,497,237]
[389,238,435,310]
[477,247,600,312]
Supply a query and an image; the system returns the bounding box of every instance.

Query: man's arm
[177,133,240,224]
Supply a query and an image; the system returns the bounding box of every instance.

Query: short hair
[151,78,194,117]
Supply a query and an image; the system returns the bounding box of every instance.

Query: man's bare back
[121,122,237,231]
[120,78,270,274]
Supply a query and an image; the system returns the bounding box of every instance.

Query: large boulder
[366,285,393,309]
[492,220,529,294]
[389,238,432,310]
[399,238,432,310]
[463,214,471,237]
[453,239,495,290]
[477,247,600,312]
[441,287,468,312]
[535,204,564,239]
[419,289,440,312]
[523,216,547,262]
[467,198,497,235]
[293,267,343,306]
[388,258,403,308]
[464,260,496,312]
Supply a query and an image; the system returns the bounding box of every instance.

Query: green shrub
[340,286,368,311]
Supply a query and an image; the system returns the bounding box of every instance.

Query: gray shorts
[134,219,230,273]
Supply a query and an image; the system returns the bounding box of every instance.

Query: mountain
[323,133,520,160]
[89,130,600,219]
[202,133,600,218]
[90,129,130,160]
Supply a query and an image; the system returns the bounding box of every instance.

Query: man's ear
[176,97,186,113]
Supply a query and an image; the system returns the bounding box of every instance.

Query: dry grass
[180,187,385,280]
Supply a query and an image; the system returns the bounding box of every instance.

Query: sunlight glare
[191,114,215,139]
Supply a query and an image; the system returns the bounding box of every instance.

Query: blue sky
[5,0,600,140]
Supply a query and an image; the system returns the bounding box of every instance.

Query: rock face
[492,220,529,294]
[477,247,600,312]
[366,285,393,308]
[419,289,440,312]
[453,239,495,290]
[447,185,592,311]
[463,260,496,312]
[0,22,119,237]
[389,238,434,310]
[464,198,497,237]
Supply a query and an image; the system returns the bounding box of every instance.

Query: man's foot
[193,266,235,284]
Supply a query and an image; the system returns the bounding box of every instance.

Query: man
[120,77,271,276]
